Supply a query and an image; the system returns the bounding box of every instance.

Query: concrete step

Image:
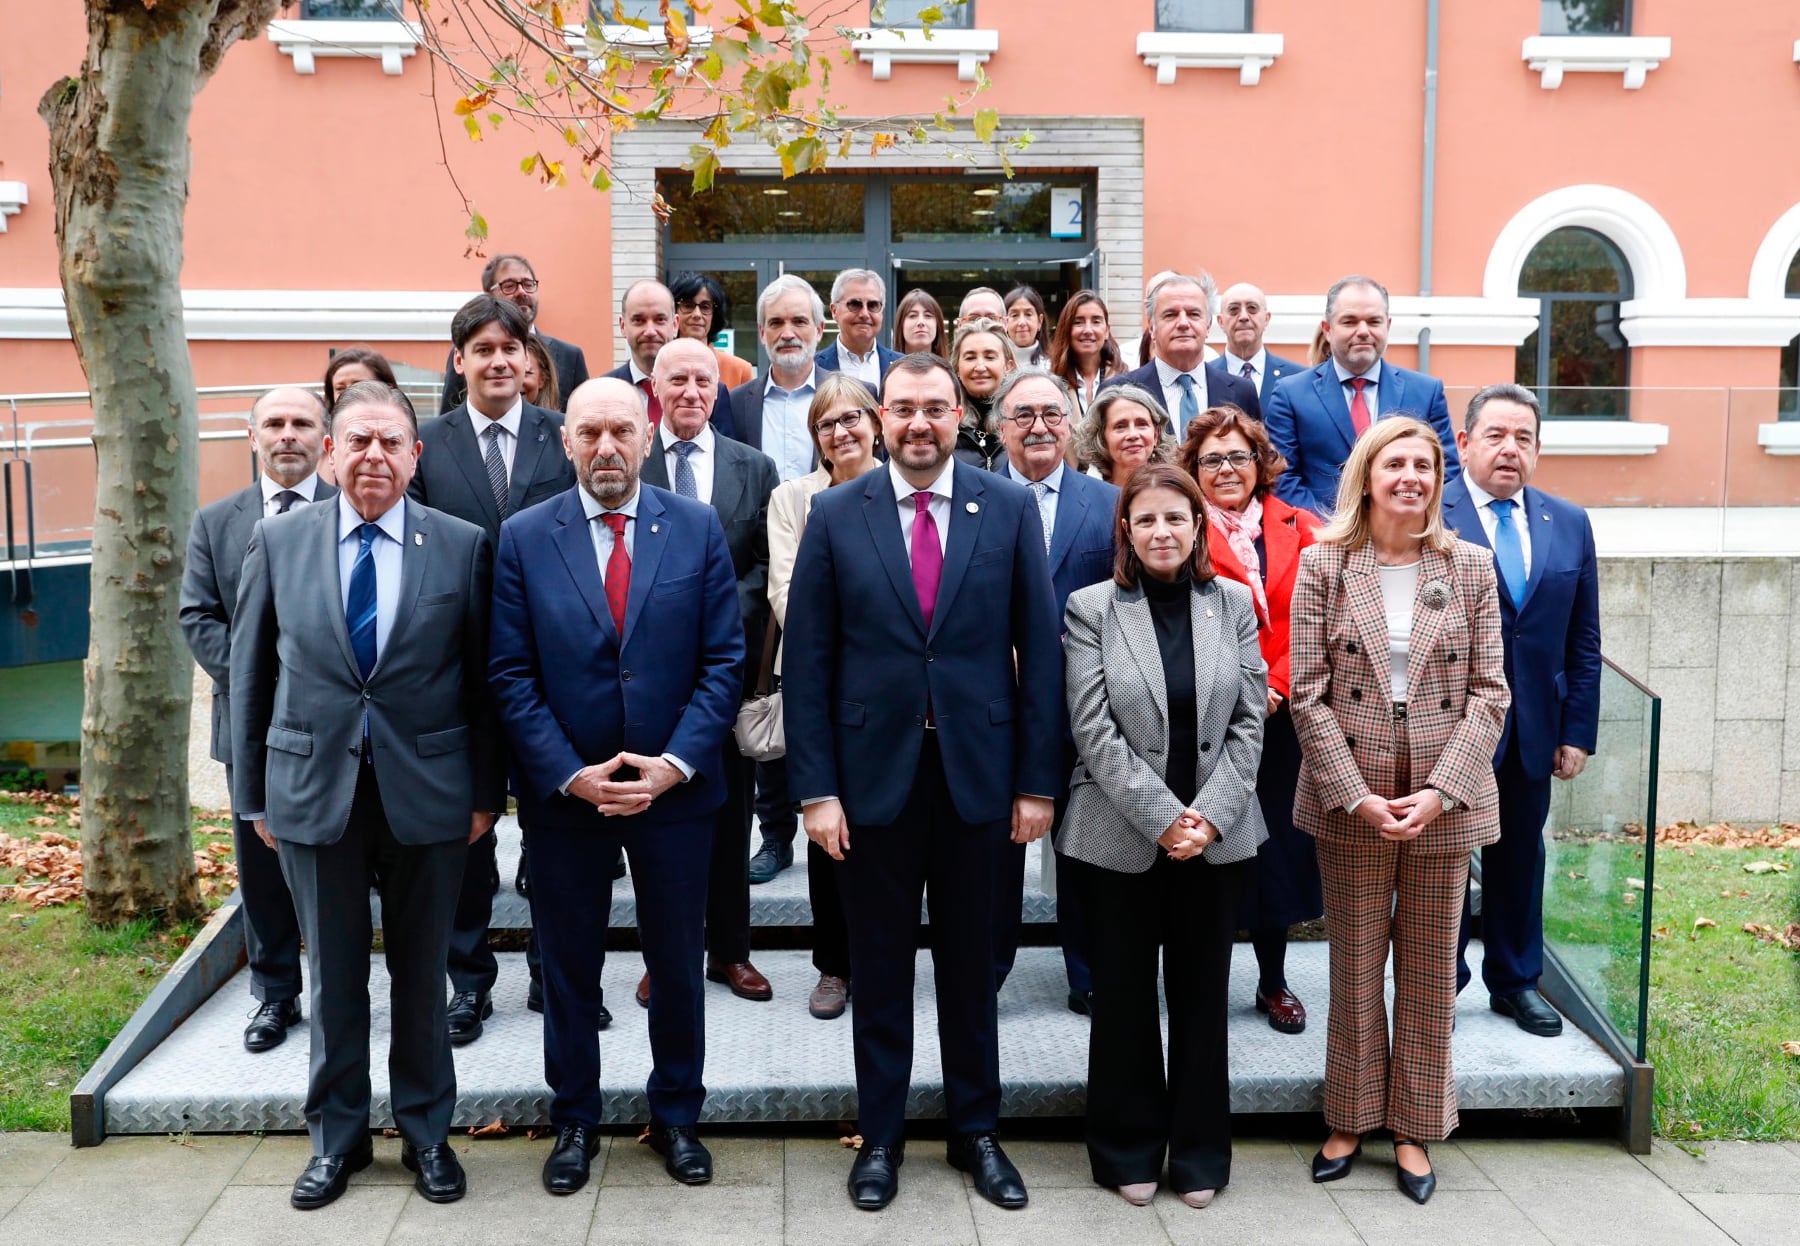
[98,943,1623,1136]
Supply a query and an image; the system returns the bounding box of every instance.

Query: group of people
[178,251,1602,1215]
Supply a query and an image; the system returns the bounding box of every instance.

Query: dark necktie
[1175,371,1199,434]
[910,491,942,630]
[602,512,630,635]
[1490,498,1528,608]
[638,378,663,429]
[670,439,700,499]
[1241,360,1256,384]
[346,523,379,680]
[483,424,511,519]
[273,489,300,515]
[1347,376,1372,436]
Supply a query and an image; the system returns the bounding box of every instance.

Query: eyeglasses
[492,278,539,296]
[838,298,883,314]
[882,403,958,421]
[676,299,715,314]
[1005,406,1066,429]
[1196,451,1257,473]
[814,408,872,436]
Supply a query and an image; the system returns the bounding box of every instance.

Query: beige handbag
[733,617,785,761]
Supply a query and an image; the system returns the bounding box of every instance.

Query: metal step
[98,943,1623,1136]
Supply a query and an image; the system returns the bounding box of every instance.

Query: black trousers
[447,825,499,997]
[706,744,754,964]
[992,791,1093,996]
[1457,739,1553,996]
[840,734,1005,1148]
[1079,852,1250,1193]
[279,764,465,1157]
[808,840,852,979]
[224,763,303,1003]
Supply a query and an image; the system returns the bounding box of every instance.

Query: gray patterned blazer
[1061,574,1269,874]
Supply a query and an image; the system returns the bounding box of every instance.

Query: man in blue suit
[1208,281,1309,409]
[488,377,745,1196]
[785,353,1064,1212]
[1263,275,1460,516]
[1098,270,1260,425]
[991,368,1118,1015]
[1445,384,1602,1037]
[815,267,902,388]
[603,280,739,441]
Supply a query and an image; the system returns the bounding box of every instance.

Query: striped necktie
[346,523,378,680]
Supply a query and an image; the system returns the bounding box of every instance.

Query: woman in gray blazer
[1062,462,1268,1211]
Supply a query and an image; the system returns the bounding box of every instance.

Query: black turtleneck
[1142,569,1198,805]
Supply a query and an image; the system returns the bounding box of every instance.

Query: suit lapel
[313,499,361,679]
[642,437,671,490]
[508,404,555,512]
[1046,474,1085,577]
[1189,582,1225,752]
[222,489,261,596]
[929,464,987,638]
[1115,588,1167,726]
[1441,480,1489,552]
[1343,543,1393,698]
[444,407,502,530]
[374,501,430,678]
[1262,501,1302,602]
[862,470,928,636]
[1310,364,1357,457]
[1407,545,1453,679]
[621,488,669,648]
[1379,362,1406,423]
[551,490,616,637]
[710,441,747,525]
[1517,485,1553,612]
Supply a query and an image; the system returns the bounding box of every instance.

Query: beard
[579,452,635,503]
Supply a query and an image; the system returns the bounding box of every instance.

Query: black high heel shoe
[1310,1137,1362,1183]
[1393,1139,1436,1204]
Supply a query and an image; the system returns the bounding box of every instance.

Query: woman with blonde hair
[950,318,1016,470]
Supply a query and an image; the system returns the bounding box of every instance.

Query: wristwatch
[1433,787,1459,813]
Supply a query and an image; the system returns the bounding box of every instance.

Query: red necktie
[910,492,942,630]
[602,512,630,635]
[1347,377,1372,437]
[638,378,663,430]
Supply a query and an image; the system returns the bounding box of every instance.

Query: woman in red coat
[1178,406,1322,1036]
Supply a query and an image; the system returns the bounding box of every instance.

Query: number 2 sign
[1049,187,1084,239]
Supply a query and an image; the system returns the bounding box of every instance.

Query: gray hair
[1464,382,1542,434]
[330,380,417,439]
[1075,382,1175,476]
[1325,274,1391,318]
[994,367,1074,420]
[1143,270,1217,325]
[756,274,826,329]
[830,268,886,304]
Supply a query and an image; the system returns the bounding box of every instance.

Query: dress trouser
[446,826,500,997]
[1455,738,1552,996]
[992,791,1093,996]
[224,762,303,1003]
[808,841,853,980]
[705,743,754,964]
[839,733,1005,1149]
[1078,853,1249,1192]
[278,764,465,1157]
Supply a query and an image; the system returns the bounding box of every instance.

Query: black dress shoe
[611,856,627,881]
[542,1123,602,1195]
[1066,990,1093,1017]
[1394,1139,1436,1204]
[1491,989,1563,1037]
[747,835,794,884]
[647,1125,713,1184]
[947,1132,1027,1208]
[244,997,302,1054]
[401,1141,466,1203]
[848,1145,903,1210]
[515,856,530,897]
[290,1139,374,1210]
[446,991,493,1047]
[524,980,612,1030]
[1310,1140,1362,1183]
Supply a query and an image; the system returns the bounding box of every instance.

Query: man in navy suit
[816,267,902,388]
[488,377,745,1195]
[438,253,588,413]
[1208,282,1308,409]
[990,368,1118,1015]
[1263,274,1460,516]
[603,280,738,441]
[785,353,1064,1212]
[1445,384,1601,1037]
[727,274,824,474]
[1098,270,1260,427]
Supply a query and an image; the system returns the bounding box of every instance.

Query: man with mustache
[728,274,824,479]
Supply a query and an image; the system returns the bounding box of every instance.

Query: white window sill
[0,181,26,234]
[1539,419,1670,456]
[848,28,999,82]
[562,23,714,63]
[1522,34,1670,90]
[1136,31,1283,86]
[1757,421,1800,456]
[266,19,422,76]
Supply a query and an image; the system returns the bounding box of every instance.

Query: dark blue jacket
[815,341,902,385]
[994,463,1119,621]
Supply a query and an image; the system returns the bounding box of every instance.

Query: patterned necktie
[1027,480,1053,553]
[273,489,300,515]
[1347,376,1372,436]
[483,424,511,519]
[346,523,379,680]
[1175,371,1199,434]
[1241,360,1255,383]
[638,378,663,429]
[602,512,631,635]
[1490,498,1528,608]
[670,439,700,499]
[910,491,943,630]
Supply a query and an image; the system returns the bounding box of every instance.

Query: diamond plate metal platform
[99,942,1623,1136]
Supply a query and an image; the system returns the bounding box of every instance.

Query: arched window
[1516,226,1633,419]
[1781,251,1800,420]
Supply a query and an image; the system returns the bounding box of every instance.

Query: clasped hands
[803,793,1056,863]
[1158,809,1215,861]
[567,752,682,816]
[1354,788,1445,841]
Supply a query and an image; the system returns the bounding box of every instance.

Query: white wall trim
[1483,184,1687,304]
[0,288,468,341]
[561,22,714,65]
[848,28,999,81]
[1758,421,1800,455]
[265,19,423,76]
[1214,293,1542,349]
[1521,34,1670,90]
[1748,201,1800,299]
[1538,419,1670,456]
[1617,298,1800,347]
[0,182,26,234]
[1135,32,1284,87]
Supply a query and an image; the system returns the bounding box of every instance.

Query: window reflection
[1515,227,1633,419]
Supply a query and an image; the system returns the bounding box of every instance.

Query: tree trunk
[39,0,280,925]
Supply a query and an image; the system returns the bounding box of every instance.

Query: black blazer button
[1200,741,1212,752]
[1445,653,1458,663]
[913,715,925,727]
[1441,698,1452,711]
[621,670,633,681]
[925,650,935,662]
[1345,737,1356,750]
[1346,641,1359,654]
[1350,688,1361,701]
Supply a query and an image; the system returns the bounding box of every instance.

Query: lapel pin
[966,501,979,513]
[651,523,660,534]
[1205,608,1214,618]
[414,533,423,546]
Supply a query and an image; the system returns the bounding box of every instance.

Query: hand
[803,798,850,861]
[252,818,276,852]
[1157,810,1213,860]
[1553,745,1589,781]
[594,752,682,816]
[1351,796,1393,834]
[1010,794,1054,844]
[1382,789,1445,841]
[1266,689,1284,719]
[468,810,498,844]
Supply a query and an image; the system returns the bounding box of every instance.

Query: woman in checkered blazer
[1288,418,1509,1205]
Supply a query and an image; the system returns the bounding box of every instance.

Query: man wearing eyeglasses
[989,368,1119,1016]
[439,254,590,414]
[816,268,902,389]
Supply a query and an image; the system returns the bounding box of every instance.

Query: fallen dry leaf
[1625,877,1646,890]
[839,1133,864,1150]
[1743,861,1790,875]
[467,1121,508,1138]
[1781,1042,1800,1058]
[1693,917,1717,930]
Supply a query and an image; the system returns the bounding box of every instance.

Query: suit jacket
[784,461,1064,827]
[1208,350,1308,410]
[1061,575,1269,873]
[603,362,740,442]
[487,485,745,829]
[407,401,574,539]
[1288,539,1510,853]
[1441,479,1602,778]
[229,497,504,845]
[814,342,902,387]
[995,463,1119,620]
[1264,360,1460,517]
[1203,494,1319,700]
[1099,360,1262,425]
[439,330,590,414]
[180,480,337,765]
[643,431,780,695]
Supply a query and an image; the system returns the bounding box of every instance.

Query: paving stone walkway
[2,1130,1797,1245]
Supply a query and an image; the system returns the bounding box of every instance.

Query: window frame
[870,0,976,30]
[297,0,402,18]
[1516,226,1635,421]
[1154,0,1254,34]
[1538,0,1631,36]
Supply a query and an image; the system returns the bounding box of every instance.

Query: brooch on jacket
[1419,580,1451,610]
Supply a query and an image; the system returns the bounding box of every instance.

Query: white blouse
[1376,559,1421,701]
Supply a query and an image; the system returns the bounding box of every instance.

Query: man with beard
[784,353,1064,1212]
[604,280,739,440]
[728,274,823,477]
[488,377,745,1196]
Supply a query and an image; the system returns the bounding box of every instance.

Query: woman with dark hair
[323,346,398,406]
[1061,461,1267,1210]
[1178,406,1322,1038]
[1003,285,1051,368]
[1049,291,1123,412]
[521,335,562,412]
[1076,383,1174,487]
[671,271,755,389]
[950,318,1015,470]
[895,287,949,357]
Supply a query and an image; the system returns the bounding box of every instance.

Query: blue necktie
[1490,498,1527,608]
[1175,371,1199,434]
[347,523,379,680]
[670,439,700,499]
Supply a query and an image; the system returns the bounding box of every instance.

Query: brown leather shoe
[706,960,773,1001]
[635,972,651,1010]
[808,974,850,1020]
[1255,986,1307,1034]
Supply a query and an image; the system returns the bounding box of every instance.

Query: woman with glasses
[1049,291,1124,413]
[1076,384,1175,488]
[671,271,756,390]
[1177,406,1322,1039]
[951,319,1016,470]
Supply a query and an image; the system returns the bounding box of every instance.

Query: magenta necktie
[910,491,942,630]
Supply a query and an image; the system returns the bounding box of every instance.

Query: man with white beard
[728,275,825,480]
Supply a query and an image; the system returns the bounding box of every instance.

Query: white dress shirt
[659,421,717,505]
[1153,356,1208,427]
[891,459,954,558]
[469,395,524,478]
[260,471,321,518]
[1332,358,1383,423]
[1224,348,1267,393]
[1460,474,1533,576]
[834,343,882,388]
[336,494,406,664]
[763,367,819,483]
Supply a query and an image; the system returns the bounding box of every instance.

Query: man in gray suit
[230,381,505,1211]
[180,386,333,1054]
